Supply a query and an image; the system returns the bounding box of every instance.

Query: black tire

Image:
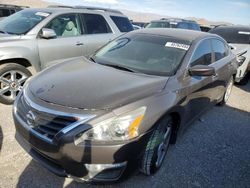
[218,76,234,106]
[0,63,32,105]
[236,72,249,86]
[140,116,173,175]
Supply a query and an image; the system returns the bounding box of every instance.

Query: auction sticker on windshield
[35,12,50,17]
[165,42,190,51]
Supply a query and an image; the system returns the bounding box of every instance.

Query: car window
[212,39,227,61]
[189,23,201,31]
[191,39,212,66]
[209,27,250,44]
[45,14,82,37]
[9,9,16,14]
[82,13,111,34]
[177,22,189,29]
[110,16,133,32]
[0,8,10,17]
[146,21,170,28]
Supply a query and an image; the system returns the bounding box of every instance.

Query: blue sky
[46,0,250,25]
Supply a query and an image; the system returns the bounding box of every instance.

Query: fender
[0,46,41,72]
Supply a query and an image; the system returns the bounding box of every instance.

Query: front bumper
[14,111,150,182]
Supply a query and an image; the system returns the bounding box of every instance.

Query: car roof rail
[47,5,74,8]
[74,6,123,14]
[47,5,123,14]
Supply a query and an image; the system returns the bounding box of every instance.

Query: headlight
[74,106,146,144]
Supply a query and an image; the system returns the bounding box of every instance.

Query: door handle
[76,42,84,46]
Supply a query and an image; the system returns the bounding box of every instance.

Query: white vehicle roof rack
[48,5,123,15]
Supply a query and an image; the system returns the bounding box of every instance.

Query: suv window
[191,39,212,66]
[110,16,133,32]
[146,21,170,28]
[46,14,82,37]
[177,22,189,29]
[83,13,111,34]
[212,39,227,61]
[9,9,16,14]
[0,8,10,17]
[209,27,250,44]
[189,23,200,31]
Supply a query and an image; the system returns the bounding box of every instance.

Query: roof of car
[24,6,124,16]
[210,25,250,32]
[151,18,198,23]
[132,28,217,42]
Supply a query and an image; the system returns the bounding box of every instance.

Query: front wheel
[218,76,234,106]
[140,116,173,175]
[0,63,32,105]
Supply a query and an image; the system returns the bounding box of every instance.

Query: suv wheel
[0,63,32,105]
[140,116,173,175]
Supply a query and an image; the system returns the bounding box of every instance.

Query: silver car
[0,6,133,104]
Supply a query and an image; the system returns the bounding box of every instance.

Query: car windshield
[146,21,178,29]
[147,22,170,28]
[0,9,50,35]
[93,34,190,76]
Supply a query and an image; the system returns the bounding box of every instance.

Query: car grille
[16,94,77,141]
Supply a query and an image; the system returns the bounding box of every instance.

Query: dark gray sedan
[13,29,237,183]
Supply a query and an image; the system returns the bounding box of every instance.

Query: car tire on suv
[0,63,31,105]
[140,116,173,175]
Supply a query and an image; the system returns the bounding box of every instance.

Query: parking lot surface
[0,81,250,188]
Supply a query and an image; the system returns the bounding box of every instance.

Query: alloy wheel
[0,70,28,101]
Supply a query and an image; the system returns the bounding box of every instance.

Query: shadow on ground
[16,104,250,188]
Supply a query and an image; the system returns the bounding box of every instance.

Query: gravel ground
[0,80,250,188]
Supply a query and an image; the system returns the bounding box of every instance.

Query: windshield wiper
[88,56,96,63]
[100,63,138,73]
[0,30,7,34]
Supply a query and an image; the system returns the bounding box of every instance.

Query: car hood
[0,34,21,42]
[29,58,169,110]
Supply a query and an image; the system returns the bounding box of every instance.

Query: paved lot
[0,80,250,188]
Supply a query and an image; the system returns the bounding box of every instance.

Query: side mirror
[40,28,57,39]
[189,65,215,77]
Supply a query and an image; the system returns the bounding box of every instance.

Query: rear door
[80,13,115,56]
[210,38,232,100]
[38,13,85,69]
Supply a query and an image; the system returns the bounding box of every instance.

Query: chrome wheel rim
[0,70,28,101]
[224,79,233,102]
[155,125,172,168]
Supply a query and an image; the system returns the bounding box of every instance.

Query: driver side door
[37,13,85,69]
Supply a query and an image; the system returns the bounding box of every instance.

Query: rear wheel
[218,76,234,106]
[0,63,32,105]
[140,116,173,175]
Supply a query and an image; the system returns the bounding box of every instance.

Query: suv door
[38,13,85,69]
[80,13,115,56]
